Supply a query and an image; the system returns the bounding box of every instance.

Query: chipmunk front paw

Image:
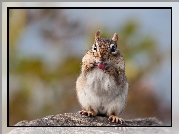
[108,115,124,124]
[83,61,96,71]
[79,110,97,116]
[88,62,95,68]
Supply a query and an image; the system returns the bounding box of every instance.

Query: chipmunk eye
[110,44,117,54]
[110,44,116,52]
[94,46,97,50]
[92,44,97,52]
[111,45,115,52]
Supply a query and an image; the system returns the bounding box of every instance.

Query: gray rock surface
[14,112,162,126]
[9,113,171,134]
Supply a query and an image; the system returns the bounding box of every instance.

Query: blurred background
[7,6,171,126]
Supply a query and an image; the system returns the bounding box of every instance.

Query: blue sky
[18,9,171,61]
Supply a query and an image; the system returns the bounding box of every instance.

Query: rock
[14,112,162,126]
[9,113,171,134]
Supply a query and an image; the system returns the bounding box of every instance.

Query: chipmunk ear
[112,33,118,42]
[95,30,100,40]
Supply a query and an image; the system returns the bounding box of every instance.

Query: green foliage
[120,20,139,38]
[55,58,81,80]
[9,86,32,125]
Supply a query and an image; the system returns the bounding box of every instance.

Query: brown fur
[76,31,129,124]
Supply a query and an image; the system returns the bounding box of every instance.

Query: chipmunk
[76,31,128,124]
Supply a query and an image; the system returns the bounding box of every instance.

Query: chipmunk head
[91,30,119,70]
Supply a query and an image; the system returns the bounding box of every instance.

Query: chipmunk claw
[89,62,95,68]
[79,110,97,116]
[108,115,124,124]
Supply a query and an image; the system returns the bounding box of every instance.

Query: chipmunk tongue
[98,63,106,70]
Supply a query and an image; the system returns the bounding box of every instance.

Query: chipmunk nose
[98,53,105,62]
[97,52,107,62]
[98,51,109,61]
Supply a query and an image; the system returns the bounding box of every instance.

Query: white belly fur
[77,68,128,116]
